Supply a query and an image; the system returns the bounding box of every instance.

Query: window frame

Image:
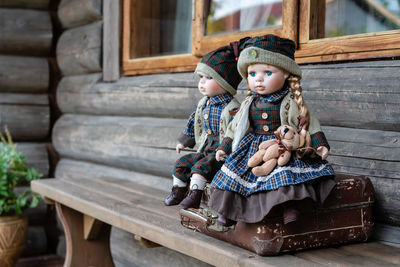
[122,0,297,75]
[122,0,400,76]
[296,0,400,63]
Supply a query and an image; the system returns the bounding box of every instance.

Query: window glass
[131,0,192,58]
[205,0,283,36]
[324,0,400,38]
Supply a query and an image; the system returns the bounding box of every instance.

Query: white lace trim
[220,164,330,189]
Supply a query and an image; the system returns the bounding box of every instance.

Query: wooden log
[0,8,52,56]
[56,73,102,113]
[15,143,49,177]
[52,115,184,177]
[55,158,171,192]
[0,93,48,105]
[0,105,49,141]
[373,223,400,248]
[56,60,400,131]
[302,62,400,131]
[0,0,49,9]
[110,227,211,267]
[57,22,102,76]
[52,115,400,225]
[0,55,49,93]
[56,73,247,118]
[58,0,102,29]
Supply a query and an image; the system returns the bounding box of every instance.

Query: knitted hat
[237,35,301,79]
[195,38,249,95]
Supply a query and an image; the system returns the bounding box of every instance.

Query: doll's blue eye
[208,76,213,80]
[266,71,272,76]
[249,72,256,77]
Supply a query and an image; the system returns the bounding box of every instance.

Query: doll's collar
[251,86,289,103]
[206,93,233,105]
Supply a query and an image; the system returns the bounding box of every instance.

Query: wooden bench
[32,176,400,267]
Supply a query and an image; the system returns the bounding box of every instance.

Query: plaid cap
[237,34,301,79]
[195,37,249,95]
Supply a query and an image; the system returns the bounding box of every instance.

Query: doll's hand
[316,146,328,160]
[216,150,227,162]
[176,143,185,154]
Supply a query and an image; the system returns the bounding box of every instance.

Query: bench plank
[339,242,400,265]
[32,177,400,266]
[295,247,399,267]
[32,178,317,267]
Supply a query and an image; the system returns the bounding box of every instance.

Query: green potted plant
[0,127,42,267]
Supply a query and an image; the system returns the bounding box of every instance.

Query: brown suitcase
[179,174,374,255]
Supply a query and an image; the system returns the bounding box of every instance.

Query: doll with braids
[210,35,335,226]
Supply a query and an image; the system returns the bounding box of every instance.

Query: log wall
[53,0,400,265]
[0,0,52,259]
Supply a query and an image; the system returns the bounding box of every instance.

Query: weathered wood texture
[55,61,400,131]
[0,55,49,93]
[57,21,102,76]
[374,223,400,248]
[55,158,171,192]
[110,227,211,267]
[301,61,400,131]
[16,143,49,177]
[0,8,52,56]
[56,203,114,267]
[56,73,247,117]
[0,103,50,141]
[52,114,184,177]
[52,113,400,226]
[58,0,102,29]
[31,177,325,267]
[0,0,49,9]
[103,0,120,81]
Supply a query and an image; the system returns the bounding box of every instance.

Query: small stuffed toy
[248,125,310,177]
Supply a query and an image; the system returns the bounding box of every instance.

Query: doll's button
[206,100,210,105]
[204,114,209,119]
[249,49,258,58]
[263,125,269,132]
[207,129,212,134]
[262,113,268,119]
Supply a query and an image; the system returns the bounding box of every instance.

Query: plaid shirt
[182,94,233,146]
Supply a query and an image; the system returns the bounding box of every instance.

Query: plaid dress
[173,93,235,182]
[211,91,335,197]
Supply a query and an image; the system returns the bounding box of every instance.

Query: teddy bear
[248,125,311,177]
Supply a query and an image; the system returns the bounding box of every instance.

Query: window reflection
[325,0,400,38]
[205,0,283,36]
[132,0,192,58]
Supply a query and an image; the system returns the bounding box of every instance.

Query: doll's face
[247,64,289,95]
[198,74,227,97]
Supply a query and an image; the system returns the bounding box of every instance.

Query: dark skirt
[208,176,336,223]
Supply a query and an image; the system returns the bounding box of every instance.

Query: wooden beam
[103,0,120,81]
[282,0,298,44]
[55,203,114,267]
[134,234,161,248]
[83,214,104,240]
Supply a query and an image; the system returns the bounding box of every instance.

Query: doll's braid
[288,75,314,158]
[288,75,309,129]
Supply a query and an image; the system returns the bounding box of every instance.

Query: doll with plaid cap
[209,35,335,226]
[164,40,248,209]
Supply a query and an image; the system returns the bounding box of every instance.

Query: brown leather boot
[179,189,203,209]
[164,186,188,206]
